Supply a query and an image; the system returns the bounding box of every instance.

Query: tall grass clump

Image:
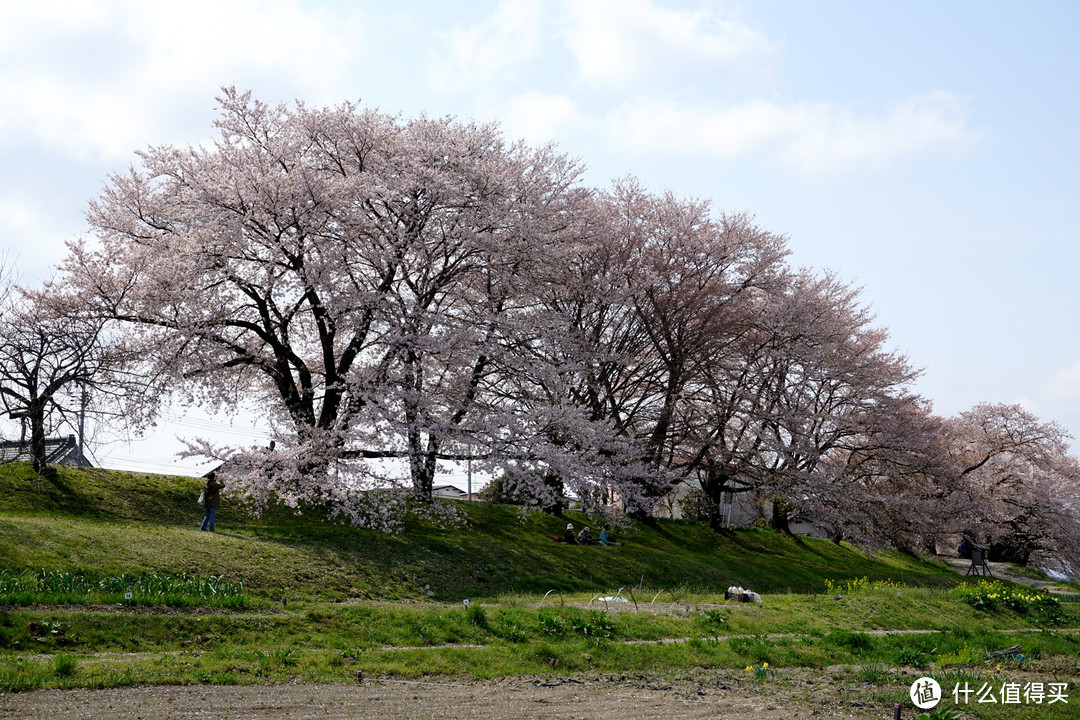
[465,603,489,630]
[0,569,248,607]
[53,654,77,678]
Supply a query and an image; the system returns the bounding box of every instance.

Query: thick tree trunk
[771,496,792,533]
[408,441,435,502]
[541,472,566,515]
[28,405,55,477]
[700,471,731,531]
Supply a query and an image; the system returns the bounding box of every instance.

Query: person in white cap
[563,523,578,544]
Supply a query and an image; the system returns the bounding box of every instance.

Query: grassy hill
[1,461,1078,712]
[0,462,959,601]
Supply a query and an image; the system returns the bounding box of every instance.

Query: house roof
[432,484,466,495]
[0,435,93,467]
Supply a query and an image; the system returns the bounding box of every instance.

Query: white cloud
[0,194,75,279]
[501,92,579,145]
[607,92,978,175]
[0,2,110,50]
[561,0,776,88]
[429,0,547,91]
[0,0,353,161]
[1022,358,1080,442]
[778,93,978,176]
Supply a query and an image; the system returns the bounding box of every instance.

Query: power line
[156,412,272,439]
[95,456,209,475]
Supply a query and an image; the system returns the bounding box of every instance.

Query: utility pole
[467,454,472,501]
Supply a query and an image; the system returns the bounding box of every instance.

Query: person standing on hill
[200,471,225,532]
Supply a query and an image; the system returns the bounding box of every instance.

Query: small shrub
[855,662,890,683]
[53,654,77,678]
[495,620,526,643]
[699,609,729,630]
[824,630,875,656]
[466,604,489,630]
[567,612,616,642]
[538,614,567,637]
[679,490,716,523]
[729,634,773,664]
[895,647,928,668]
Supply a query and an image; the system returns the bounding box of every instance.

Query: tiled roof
[0,435,93,467]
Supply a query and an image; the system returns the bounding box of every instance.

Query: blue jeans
[200,507,217,532]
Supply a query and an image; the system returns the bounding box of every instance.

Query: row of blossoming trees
[17,89,1075,570]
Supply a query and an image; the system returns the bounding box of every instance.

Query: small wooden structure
[965,541,994,577]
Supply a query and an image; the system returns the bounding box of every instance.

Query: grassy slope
[2,463,1078,711]
[0,462,959,601]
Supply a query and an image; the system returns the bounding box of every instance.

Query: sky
[0,0,1077,477]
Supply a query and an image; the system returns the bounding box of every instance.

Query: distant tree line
[3,89,1076,572]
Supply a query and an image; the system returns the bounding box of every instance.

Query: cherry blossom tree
[0,265,139,476]
[940,403,1080,570]
[791,395,949,549]
[500,179,794,519]
[62,89,589,521]
[60,87,1076,555]
[755,271,922,530]
[672,267,924,534]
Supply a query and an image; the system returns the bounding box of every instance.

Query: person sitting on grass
[563,523,579,544]
[599,525,623,546]
[577,526,595,545]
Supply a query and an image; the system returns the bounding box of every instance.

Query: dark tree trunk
[989,536,1034,565]
[700,466,737,531]
[28,404,56,477]
[541,472,565,515]
[771,496,792,533]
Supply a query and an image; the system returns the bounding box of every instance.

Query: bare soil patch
[0,670,896,720]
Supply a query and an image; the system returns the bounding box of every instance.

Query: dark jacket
[204,477,225,510]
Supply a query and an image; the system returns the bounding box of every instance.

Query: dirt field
[0,670,897,720]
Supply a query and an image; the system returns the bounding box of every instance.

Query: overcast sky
[1,0,1077,475]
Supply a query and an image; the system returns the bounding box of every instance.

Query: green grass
[0,597,1075,687]
[0,568,248,607]
[0,462,959,601]
[1002,563,1052,582]
[0,461,1077,700]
